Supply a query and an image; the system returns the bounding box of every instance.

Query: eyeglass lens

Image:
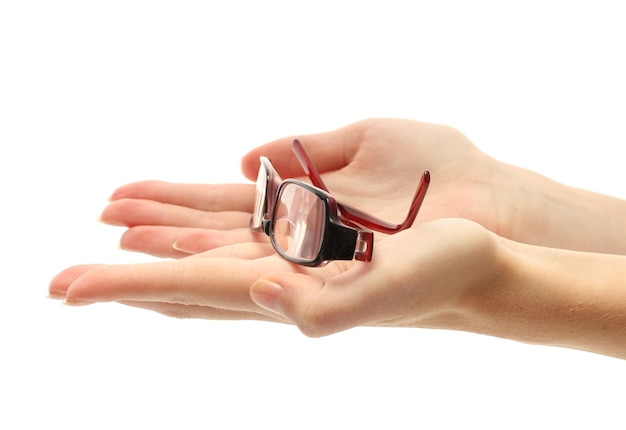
[272,183,325,262]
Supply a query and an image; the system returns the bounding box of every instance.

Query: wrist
[491,161,626,254]
[460,236,626,358]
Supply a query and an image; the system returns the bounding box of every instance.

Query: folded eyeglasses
[250,140,430,266]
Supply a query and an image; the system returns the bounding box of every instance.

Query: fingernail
[250,280,285,316]
[98,215,125,227]
[172,241,196,255]
[62,297,94,306]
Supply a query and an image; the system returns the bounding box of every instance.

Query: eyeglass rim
[267,179,374,266]
[250,156,281,231]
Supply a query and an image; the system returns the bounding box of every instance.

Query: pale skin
[49,118,626,359]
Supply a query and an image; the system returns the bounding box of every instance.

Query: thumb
[240,121,366,182]
[249,267,384,338]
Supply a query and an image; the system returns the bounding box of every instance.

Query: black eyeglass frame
[262,179,374,267]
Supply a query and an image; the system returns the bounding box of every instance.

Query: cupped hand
[49,218,499,336]
[101,118,504,258]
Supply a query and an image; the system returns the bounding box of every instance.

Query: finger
[100,198,251,229]
[64,256,296,312]
[174,228,269,255]
[109,181,256,213]
[51,242,275,299]
[49,264,105,297]
[118,226,267,258]
[118,300,287,323]
[118,226,196,258]
[188,241,274,260]
[240,120,368,181]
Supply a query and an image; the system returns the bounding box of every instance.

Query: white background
[2,1,625,428]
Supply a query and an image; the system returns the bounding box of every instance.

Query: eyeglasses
[250,140,430,266]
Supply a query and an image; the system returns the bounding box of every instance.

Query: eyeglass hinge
[354,230,374,262]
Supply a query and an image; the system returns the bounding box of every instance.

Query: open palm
[99,118,501,258]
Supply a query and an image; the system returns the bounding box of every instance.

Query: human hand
[50,218,499,336]
[101,118,508,259]
[50,118,626,357]
[102,117,626,257]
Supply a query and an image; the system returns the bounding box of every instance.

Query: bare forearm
[465,238,626,359]
[496,162,626,255]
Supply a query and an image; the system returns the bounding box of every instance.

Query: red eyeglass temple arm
[292,139,431,234]
[338,171,430,233]
[292,139,331,192]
